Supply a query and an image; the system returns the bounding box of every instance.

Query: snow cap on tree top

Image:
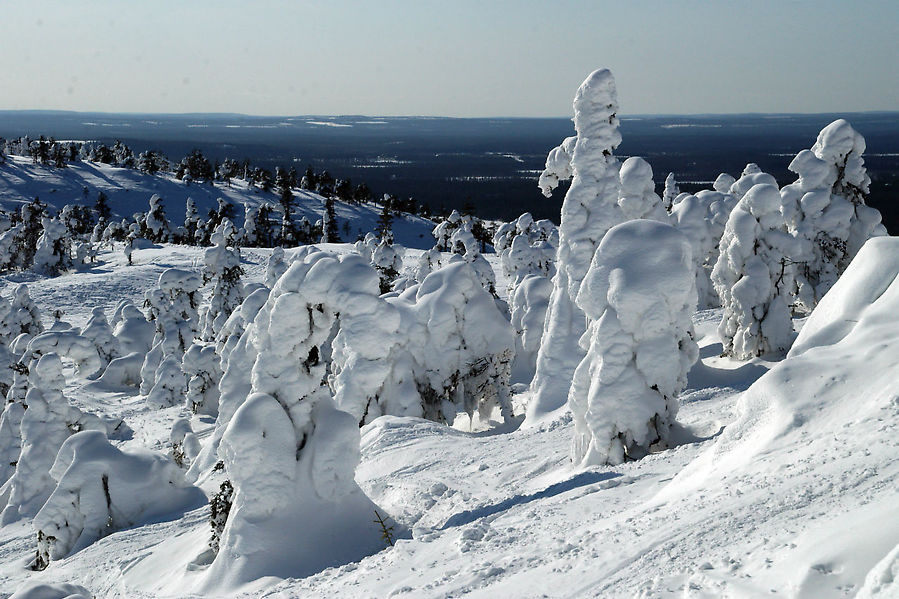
[573,68,621,150]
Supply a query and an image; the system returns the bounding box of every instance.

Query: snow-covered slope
[0,238,896,598]
[0,155,436,249]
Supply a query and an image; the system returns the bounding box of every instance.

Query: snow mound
[658,236,899,594]
[9,582,91,599]
[33,430,204,566]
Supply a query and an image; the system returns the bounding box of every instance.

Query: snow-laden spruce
[509,273,553,384]
[143,194,171,242]
[182,343,221,415]
[264,246,288,288]
[0,354,106,523]
[780,119,886,312]
[529,68,624,424]
[538,136,576,197]
[7,285,44,342]
[670,190,737,308]
[617,157,667,221]
[80,307,121,369]
[32,217,72,276]
[662,172,680,212]
[202,251,401,591]
[199,220,243,341]
[32,430,203,569]
[712,183,798,359]
[140,268,202,395]
[570,220,698,466]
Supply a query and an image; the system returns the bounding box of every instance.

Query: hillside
[0,239,895,597]
[0,155,437,249]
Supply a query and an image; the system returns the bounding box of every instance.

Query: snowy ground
[0,242,896,598]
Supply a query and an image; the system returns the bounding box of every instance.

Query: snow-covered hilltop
[0,68,896,599]
[0,154,437,249]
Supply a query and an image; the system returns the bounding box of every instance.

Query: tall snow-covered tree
[528,68,625,424]
[569,220,698,466]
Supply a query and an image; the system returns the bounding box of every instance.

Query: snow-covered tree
[170,418,200,469]
[264,246,288,288]
[618,157,667,221]
[33,217,72,276]
[144,194,170,242]
[570,220,698,466]
[781,119,886,312]
[201,253,399,591]
[528,68,625,424]
[662,172,680,212]
[1,353,106,523]
[146,354,186,408]
[112,301,155,356]
[370,239,403,294]
[712,183,798,359]
[713,173,736,194]
[509,273,553,384]
[33,430,202,568]
[182,343,222,415]
[8,285,44,341]
[200,221,244,341]
[80,307,121,369]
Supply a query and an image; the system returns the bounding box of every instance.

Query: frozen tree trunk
[527,68,625,425]
[570,220,698,466]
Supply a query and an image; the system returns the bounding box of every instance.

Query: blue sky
[2,0,897,116]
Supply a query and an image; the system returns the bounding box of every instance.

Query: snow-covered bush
[33,217,72,276]
[112,302,155,356]
[499,234,555,293]
[713,172,736,194]
[570,220,698,466]
[80,307,121,368]
[382,261,515,425]
[182,343,221,416]
[529,68,625,423]
[8,582,91,599]
[199,221,244,341]
[1,354,106,523]
[0,397,26,486]
[171,418,200,469]
[140,268,202,392]
[413,248,442,282]
[146,354,186,408]
[780,119,886,312]
[95,352,144,388]
[712,184,798,359]
[33,430,203,568]
[432,210,467,251]
[618,157,667,221]
[264,246,288,288]
[26,331,103,378]
[7,285,44,341]
[144,194,171,242]
[509,274,552,383]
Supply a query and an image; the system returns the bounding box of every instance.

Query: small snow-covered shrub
[712,184,798,359]
[80,307,121,367]
[143,194,171,242]
[146,354,186,408]
[529,68,625,424]
[208,479,233,554]
[96,352,144,388]
[570,220,698,466]
[112,302,155,356]
[26,331,102,378]
[729,163,778,201]
[33,430,202,567]
[182,343,221,416]
[264,246,288,288]
[8,285,44,341]
[171,418,200,469]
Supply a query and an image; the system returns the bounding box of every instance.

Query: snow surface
[0,226,896,597]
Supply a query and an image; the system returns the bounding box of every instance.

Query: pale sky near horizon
[2,0,897,117]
